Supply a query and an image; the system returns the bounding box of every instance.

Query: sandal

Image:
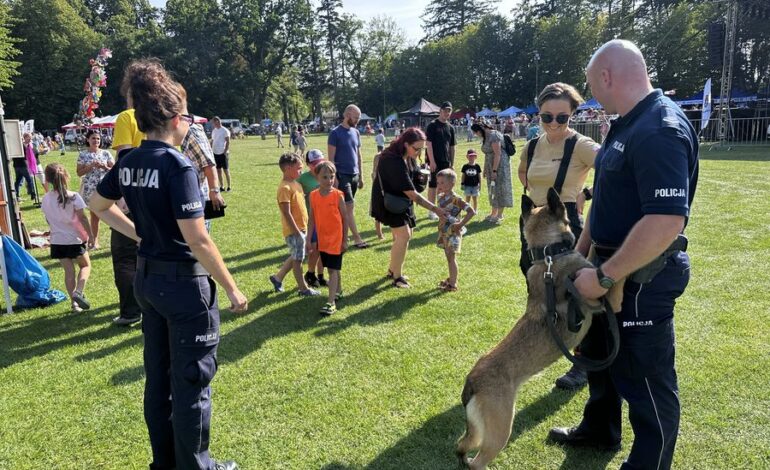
[354,241,370,249]
[320,303,336,316]
[387,270,409,281]
[392,276,411,288]
[335,290,343,301]
[440,282,458,292]
[438,278,451,288]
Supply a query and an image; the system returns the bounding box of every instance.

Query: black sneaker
[317,273,328,287]
[547,427,621,452]
[555,364,588,390]
[304,271,320,288]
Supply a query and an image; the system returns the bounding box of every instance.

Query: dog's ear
[521,194,535,221]
[546,187,565,217]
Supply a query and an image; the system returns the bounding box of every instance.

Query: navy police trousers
[135,261,220,470]
[579,251,690,470]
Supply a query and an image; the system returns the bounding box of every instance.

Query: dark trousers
[578,252,690,470]
[135,265,220,470]
[519,201,583,277]
[13,165,34,197]
[111,227,141,320]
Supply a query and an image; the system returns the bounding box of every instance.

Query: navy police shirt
[589,90,699,246]
[97,140,204,261]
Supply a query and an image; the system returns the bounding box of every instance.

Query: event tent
[675,88,757,106]
[359,113,376,121]
[385,113,398,123]
[62,114,208,130]
[399,98,441,117]
[498,105,523,117]
[578,98,603,110]
[450,107,476,120]
[476,108,497,117]
[522,104,539,115]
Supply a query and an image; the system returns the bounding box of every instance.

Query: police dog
[455,188,624,469]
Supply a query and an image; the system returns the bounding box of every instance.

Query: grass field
[0,134,768,469]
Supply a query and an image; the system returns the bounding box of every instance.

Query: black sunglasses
[179,113,195,124]
[540,113,571,125]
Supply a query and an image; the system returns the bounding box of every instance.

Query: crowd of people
[25,39,698,470]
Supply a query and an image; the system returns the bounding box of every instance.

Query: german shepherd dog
[456,188,624,469]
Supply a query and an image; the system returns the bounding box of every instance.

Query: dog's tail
[456,392,484,468]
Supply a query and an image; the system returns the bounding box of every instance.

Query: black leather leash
[540,252,620,372]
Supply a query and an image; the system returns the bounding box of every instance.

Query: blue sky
[147,0,521,43]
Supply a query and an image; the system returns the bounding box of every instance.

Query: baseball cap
[467,149,477,157]
[441,101,453,110]
[307,149,325,165]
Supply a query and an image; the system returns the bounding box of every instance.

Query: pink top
[24,143,37,175]
[41,191,89,245]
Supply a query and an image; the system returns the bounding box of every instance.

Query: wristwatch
[582,187,593,200]
[596,267,615,289]
[210,187,221,194]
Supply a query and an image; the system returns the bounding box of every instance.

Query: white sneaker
[71,302,83,313]
[427,212,439,220]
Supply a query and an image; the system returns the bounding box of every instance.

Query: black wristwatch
[596,267,615,289]
[582,187,593,201]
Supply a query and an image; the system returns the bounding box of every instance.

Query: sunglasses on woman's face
[411,144,425,153]
[540,113,571,124]
[179,113,195,124]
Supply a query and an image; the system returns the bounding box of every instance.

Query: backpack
[503,133,517,156]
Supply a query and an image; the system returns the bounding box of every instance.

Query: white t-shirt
[211,127,230,154]
[375,134,385,147]
[41,191,89,245]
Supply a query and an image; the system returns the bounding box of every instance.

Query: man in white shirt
[210,116,232,192]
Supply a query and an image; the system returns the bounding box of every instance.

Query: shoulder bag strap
[553,135,578,195]
[524,136,540,194]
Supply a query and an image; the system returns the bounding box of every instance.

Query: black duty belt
[592,234,688,284]
[137,257,209,277]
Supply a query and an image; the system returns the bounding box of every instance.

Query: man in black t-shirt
[425,101,456,220]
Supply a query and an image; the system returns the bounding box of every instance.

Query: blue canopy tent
[675,88,757,106]
[578,97,603,110]
[498,105,523,117]
[522,104,538,115]
[476,108,497,117]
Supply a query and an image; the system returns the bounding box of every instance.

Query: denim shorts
[463,185,480,197]
[285,232,306,261]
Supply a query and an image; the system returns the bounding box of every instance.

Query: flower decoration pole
[77,48,112,127]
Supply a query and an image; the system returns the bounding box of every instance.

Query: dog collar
[528,242,574,264]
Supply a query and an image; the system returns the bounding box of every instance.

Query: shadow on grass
[0,302,123,369]
[227,253,290,276]
[112,365,145,385]
[698,145,770,161]
[314,283,441,338]
[351,388,592,469]
[362,404,466,469]
[216,293,324,364]
[221,245,285,264]
[370,220,502,253]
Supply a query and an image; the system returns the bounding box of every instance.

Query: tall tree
[297,0,330,119]
[222,0,311,121]
[421,0,498,42]
[5,0,102,129]
[0,1,21,90]
[317,0,342,113]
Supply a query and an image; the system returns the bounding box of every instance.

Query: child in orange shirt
[306,161,349,315]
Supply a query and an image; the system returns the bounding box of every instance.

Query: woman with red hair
[371,127,443,288]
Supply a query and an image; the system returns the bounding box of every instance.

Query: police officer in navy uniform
[89,59,247,470]
[547,40,698,470]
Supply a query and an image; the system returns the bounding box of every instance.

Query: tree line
[0,0,767,130]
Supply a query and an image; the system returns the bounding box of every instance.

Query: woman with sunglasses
[371,127,444,288]
[470,122,514,224]
[89,59,246,470]
[517,82,601,391]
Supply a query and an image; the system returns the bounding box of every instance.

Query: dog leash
[542,254,620,372]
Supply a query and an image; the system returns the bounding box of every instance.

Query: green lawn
[0,135,768,469]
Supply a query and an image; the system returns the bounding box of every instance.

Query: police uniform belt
[137,257,209,277]
[592,234,688,284]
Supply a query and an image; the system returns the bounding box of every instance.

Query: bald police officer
[547,40,698,470]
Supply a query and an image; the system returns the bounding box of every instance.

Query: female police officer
[89,59,247,470]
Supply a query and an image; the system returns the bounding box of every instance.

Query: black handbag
[378,168,411,214]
